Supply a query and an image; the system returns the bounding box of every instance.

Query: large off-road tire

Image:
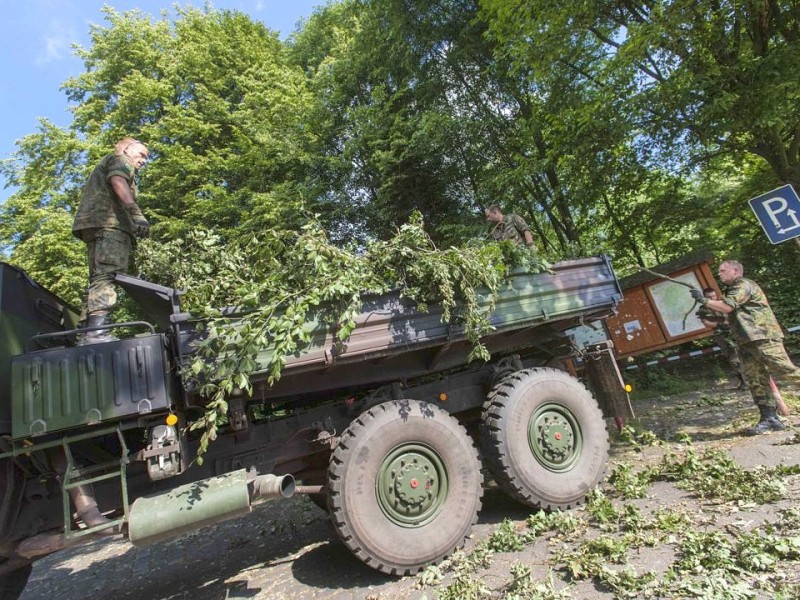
[328,400,483,575]
[0,457,32,599]
[480,368,609,509]
[0,560,32,600]
[0,458,26,545]
[308,491,330,512]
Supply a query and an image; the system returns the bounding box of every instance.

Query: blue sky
[0,0,322,204]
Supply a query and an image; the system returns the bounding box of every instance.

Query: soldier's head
[703,287,718,300]
[718,260,743,285]
[115,137,149,171]
[485,205,504,223]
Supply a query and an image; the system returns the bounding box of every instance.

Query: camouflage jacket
[721,276,783,343]
[72,153,144,237]
[489,214,531,245]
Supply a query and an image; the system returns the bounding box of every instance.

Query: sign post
[748,184,800,246]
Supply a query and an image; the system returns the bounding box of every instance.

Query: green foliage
[481,0,800,189]
[502,565,571,600]
[418,510,580,595]
[677,530,738,574]
[0,123,88,301]
[779,507,800,530]
[486,519,526,553]
[526,510,585,537]
[585,488,619,528]
[556,534,631,581]
[415,435,799,599]
[596,443,799,514]
[654,447,796,504]
[648,508,692,535]
[416,547,494,597]
[7,0,800,330]
[608,463,652,499]
[617,425,662,451]
[137,212,545,459]
[595,566,658,599]
[436,574,492,600]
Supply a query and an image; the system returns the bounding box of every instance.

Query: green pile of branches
[138,212,547,460]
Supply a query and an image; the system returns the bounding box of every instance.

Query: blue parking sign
[748,184,800,244]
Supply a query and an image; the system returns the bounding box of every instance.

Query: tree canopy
[2,0,799,316]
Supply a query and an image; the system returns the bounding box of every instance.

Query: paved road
[19,486,529,600]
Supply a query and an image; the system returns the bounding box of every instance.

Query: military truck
[0,256,624,596]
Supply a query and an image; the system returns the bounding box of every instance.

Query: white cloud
[35,22,78,65]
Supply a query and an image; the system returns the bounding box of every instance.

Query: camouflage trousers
[712,330,741,370]
[738,338,800,409]
[79,228,133,318]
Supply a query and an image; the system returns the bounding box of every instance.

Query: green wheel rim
[528,402,583,472]
[376,443,449,527]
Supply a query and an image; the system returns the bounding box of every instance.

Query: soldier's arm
[703,299,733,314]
[512,215,534,246]
[523,230,534,246]
[110,175,137,209]
[710,280,751,315]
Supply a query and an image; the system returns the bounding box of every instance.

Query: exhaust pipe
[47,449,121,535]
[128,469,294,547]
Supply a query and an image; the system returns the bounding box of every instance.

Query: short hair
[702,287,714,294]
[486,204,502,213]
[721,259,744,274]
[115,137,144,155]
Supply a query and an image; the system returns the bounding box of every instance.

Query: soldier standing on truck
[690,259,800,435]
[72,137,151,344]
[485,204,535,247]
[696,287,746,389]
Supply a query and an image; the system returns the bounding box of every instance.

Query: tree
[480,0,800,190]
[1,6,316,299]
[0,122,87,304]
[290,0,489,244]
[291,0,673,255]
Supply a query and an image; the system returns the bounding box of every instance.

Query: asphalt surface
[19,485,532,600]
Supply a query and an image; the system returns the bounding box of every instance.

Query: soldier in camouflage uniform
[485,205,535,247]
[691,260,800,434]
[72,137,151,344]
[696,287,745,388]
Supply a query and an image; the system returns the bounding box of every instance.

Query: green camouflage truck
[0,257,624,596]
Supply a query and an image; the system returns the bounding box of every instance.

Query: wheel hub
[377,444,448,527]
[529,403,582,472]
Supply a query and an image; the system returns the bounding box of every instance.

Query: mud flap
[582,341,635,427]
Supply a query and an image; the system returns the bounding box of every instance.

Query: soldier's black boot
[745,406,785,436]
[735,372,746,389]
[78,311,118,345]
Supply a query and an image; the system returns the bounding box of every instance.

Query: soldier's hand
[690,288,704,301]
[133,218,151,239]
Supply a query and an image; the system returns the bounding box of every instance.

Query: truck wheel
[480,368,608,509]
[0,560,32,600]
[328,400,483,575]
[303,478,329,512]
[0,457,25,543]
[308,491,329,512]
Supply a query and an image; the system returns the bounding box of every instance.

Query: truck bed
[205,256,622,401]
